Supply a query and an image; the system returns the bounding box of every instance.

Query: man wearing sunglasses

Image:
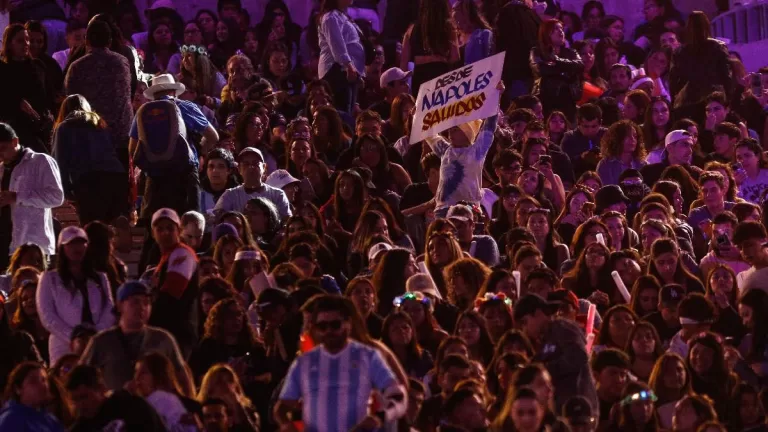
[275,295,407,432]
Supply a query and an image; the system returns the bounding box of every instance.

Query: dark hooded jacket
[535,318,598,414]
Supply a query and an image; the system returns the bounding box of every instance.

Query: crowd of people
[0,0,768,431]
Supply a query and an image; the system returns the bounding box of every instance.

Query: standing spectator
[274,295,407,431]
[145,209,200,358]
[80,281,191,393]
[215,148,292,220]
[430,85,503,215]
[669,12,732,124]
[0,123,63,272]
[37,226,114,364]
[495,0,541,106]
[0,24,55,154]
[25,21,64,100]
[51,19,86,71]
[64,19,133,169]
[453,0,493,65]
[513,294,598,412]
[130,74,219,221]
[0,362,65,432]
[51,95,128,225]
[401,0,459,97]
[530,19,584,121]
[66,365,167,432]
[317,0,365,113]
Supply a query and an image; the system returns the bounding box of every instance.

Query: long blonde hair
[197,364,255,411]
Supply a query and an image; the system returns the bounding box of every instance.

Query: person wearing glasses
[275,295,407,432]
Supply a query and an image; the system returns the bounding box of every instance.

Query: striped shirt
[279,340,398,432]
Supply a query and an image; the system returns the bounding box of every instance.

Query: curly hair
[203,297,259,346]
[600,119,646,160]
[443,258,492,309]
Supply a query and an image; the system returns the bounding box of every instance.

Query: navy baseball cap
[117,281,152,302]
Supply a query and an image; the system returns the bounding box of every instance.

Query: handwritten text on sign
[410,52,505,143]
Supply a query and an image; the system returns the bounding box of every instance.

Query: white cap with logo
[664,130,691,147]
[151,208,181,226]
[379,67,412,88]
[58,226,88,246]
[266,169,300,189]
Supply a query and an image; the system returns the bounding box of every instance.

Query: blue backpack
[134,99,195,177]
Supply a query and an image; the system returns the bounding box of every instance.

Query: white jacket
[0,148,64,256]
[37,269,115,364]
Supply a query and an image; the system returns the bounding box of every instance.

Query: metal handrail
[712,1,768,44]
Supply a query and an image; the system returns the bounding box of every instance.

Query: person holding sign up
[429,81,505,217]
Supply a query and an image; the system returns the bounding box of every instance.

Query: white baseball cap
[406,273,441,299]
[58,226,88,246]
[266,169,300,189]
[664,130,692,147]
[379,67,412,88]
[151,208,181,226]
[368,242,393,262]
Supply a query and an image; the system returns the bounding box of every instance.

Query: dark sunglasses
[315,319,343,332]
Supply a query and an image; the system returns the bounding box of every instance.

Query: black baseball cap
[659,284,685,306]
[595,184,630,212]
[513,294,558,323]
[563,396,596,426]
[256,288,290,309]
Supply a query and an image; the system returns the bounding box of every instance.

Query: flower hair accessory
[393,292,431,309]
[182,45,209,57]
[475,292,513,310]
[620,390,657,407]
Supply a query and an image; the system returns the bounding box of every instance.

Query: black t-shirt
[644,310,681,345]
[366,313,384,339]
[400,182,433,211]
[69,390,166,432]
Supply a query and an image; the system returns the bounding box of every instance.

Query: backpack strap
[136,99,186,164]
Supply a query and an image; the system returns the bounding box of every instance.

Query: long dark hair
[455,310,494,367]
[332,170,367,219]
[684,11,712,48]
[616,381,661,431]
[564,242,618,302]
[373,248,414,316]
[1,24,26,62]
[414,0,454,57]
[55,95,106,129]
[137,352,183,396]
[3,361,45,403]
[381,312,424,364]
[642,97,672,151]
[56,241,107,307]
[84,221,123,300]
[455,0,490,31]
[739,289,768,364]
